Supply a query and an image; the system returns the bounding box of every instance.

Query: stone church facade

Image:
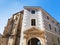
[0,6,60,45]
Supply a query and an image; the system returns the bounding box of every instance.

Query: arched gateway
[23,27,45,45]
[28,38,41,45]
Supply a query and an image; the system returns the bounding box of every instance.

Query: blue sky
[0,0,60,34]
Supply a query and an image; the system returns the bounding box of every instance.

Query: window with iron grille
[31,19,36,26]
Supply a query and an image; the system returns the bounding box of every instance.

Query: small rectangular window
[49,24,51,30]
[57,22,59,26]
[47,16,49,20]
[31,10,35,14]
[59,30,60,34]
[52,20,54,23]
[54,27,57,32]
[31,19,36,26]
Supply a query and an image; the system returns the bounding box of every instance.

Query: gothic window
[31,10,35,14]
[31,19,36,26]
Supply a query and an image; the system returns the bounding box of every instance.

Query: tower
[20,6,46,45]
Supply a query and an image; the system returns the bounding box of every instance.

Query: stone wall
[3,17,13,36]
[0,37,8,45]
[41,9,60,45]
[0,11,23,45]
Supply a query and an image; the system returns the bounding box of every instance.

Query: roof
[24,6,41,10]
